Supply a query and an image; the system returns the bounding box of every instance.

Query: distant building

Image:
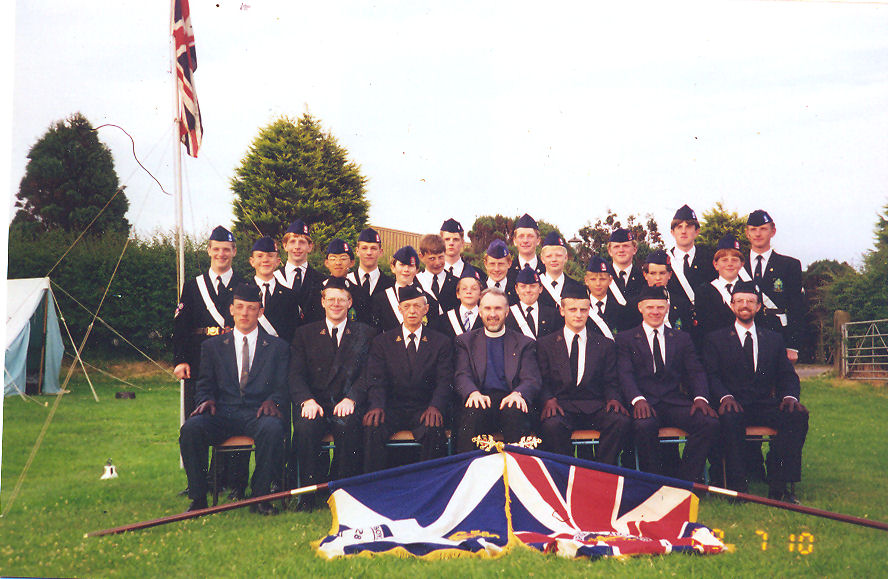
[369,225,423,260]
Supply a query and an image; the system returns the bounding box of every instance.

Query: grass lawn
[2,366,888,578]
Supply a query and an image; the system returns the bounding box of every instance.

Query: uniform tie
[683,253,691,279]
[216,275,224,296]
[462,310,472,331]
[293,267,303,293]
[596,300,604,317]
[619,270,627,289]
[406,332,417,368]
[239,336,250,394]
[330,327,339,350]
[726,283,733,296]
[570,333,580,385]
[525,305,536,337]
[362,272,371,293]
[744,330,755,372]
[652,328,664,375]
[754,255,763,282]
[431,274,440,297]
[262,283,270,308]
[494,281,501,289]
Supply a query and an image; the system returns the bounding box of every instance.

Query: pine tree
[696,201,748,253]
[230,114,369,249]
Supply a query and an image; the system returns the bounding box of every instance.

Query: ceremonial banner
[316,446,724,560]
[172,0,203,157]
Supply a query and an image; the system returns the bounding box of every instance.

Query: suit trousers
[632,402,719,482]
[717,403,808,489]
[539,407,631,465]
[292,408,362,485]
[456,390,530,453]
[363,406,447,473]
[179,405,285,501]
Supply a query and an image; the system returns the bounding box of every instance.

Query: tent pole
[51,286,99,401]
[36,293,49,395]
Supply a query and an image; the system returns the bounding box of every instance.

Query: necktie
[239,336,250,394]
[551,279,559,288]
[683,253,691,279]
[431,274,440,297]
[407,332,417,368]
[216,275,224,296]
[331,327,339,350]
[744,330,755,372]
[726,283,733,296]
[293,268,303,293]
[463,310,472,331]
[652,329,664,375]
[754,255,763,282]
[619,270,627,289]
[362,273,371,293]
[596,300,604,316]
[448,266,454,276]
[525,306,536,337]
[570,334,580,385]
[494,281,501,289]
[262,283,270,308]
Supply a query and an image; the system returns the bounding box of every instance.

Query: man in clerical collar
[347,227,394,324]
[744,209,805,363]
[453,288,542,453]
[607,228,645,299]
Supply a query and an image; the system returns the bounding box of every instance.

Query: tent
[5,278,64,397]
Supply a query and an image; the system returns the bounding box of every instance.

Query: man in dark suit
[436,268,485,341]
[607,228,646,300]
[744,209,806,363]
[178,283,288,514]
[288,278,375,510]
[668,205,717,346]
[506,266,562,339]
[536,285,631,462]
[704,281,809,502]
[616,286,719,482]
[537,232,586,310]
[584,256,633,335]
[362,286,454,472]
[346,228,394,325]
[276,219,326,325]
[454,288,542,453]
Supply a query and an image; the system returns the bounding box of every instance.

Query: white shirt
[671,245,697,268]
[540,272,565,301]
[750,248,773,276]
[210,268,234,291]
[285,262,308,283]
[459,305,479,330]
[487,277,506,289]
[590,294,608,315]
[353,266,381,294]
[563,326,587,386]
[713,276,740,304]
[614,263,634,282]
[734,321,759,372]
[446,258,465,278]
[417,270,448,295]
[325,318,347,347]
[232,326,259,376]
[401,323,423,348]
[253,275,277,305]
[518,256,539,271]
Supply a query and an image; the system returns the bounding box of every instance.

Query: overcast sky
[7,0,888,269]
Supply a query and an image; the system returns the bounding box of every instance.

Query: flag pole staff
[85,483,328,538]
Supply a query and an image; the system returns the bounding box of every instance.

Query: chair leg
[211,447,219,507]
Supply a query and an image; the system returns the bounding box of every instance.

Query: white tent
[5,278,64,397]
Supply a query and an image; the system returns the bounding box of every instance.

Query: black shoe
[783,492,801,505]
[186,498,208,512]
[227,487,246,501]
[293,494,316,513]
[178,487,190,497]
[250,501,278,516]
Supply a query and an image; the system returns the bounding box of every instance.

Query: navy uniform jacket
[288,320,375,408]
[276,264,327,325]
[611,263,646,300]
[346,270,395,325]
[616,324,709,407]
[453,328,542,403]
[744,251,805,351]
[537,330,620,414]
[505,303,562,339]
[173,271,243,368]
[195,331,289,409]
[703,325,800,406]
[536,274,586,310]
[506,259,545,304]
[667,247,716,331]
[361,326,454,413]
[370,283,441,333]
[587,290,635,335]
[694,282,737,339]
[417,271,459,315]
[250,278,299,343]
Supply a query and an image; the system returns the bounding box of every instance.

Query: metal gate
[842,319,888,379]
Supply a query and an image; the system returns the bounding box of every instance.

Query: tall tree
[574,209,663,266]
[230,113,369,248]
[696,201,747,253]
[13,113,129,237]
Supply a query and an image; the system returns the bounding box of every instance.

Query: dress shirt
[563,326,587,386]
[232,326,259,378]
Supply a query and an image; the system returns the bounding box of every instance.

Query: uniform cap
[485,239,510,259]
[440,218,463,234]
[251,236,276,253]
[747,209,773,227]
[586,255,610,273]
[285,219,310,236]
[514,213,539,230]
[209,226,234,242]
[516,265,541,285]
[392,245,420,267]
[232,283,261,303]
[672,204,697,221]
[326,238,354,258]
[609,228,634,243]
[541,231,566,248]
[357,228,381,244]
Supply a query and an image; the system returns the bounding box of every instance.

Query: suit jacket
[453,328,542,403]
[195,331,289,408]
[370,282,440,332]
[694,282,736,338]
[346,270,395,325]
[744,251,805,350]
[611,262,646,300]
[276,264,327,325]
[288,320,375,408]
[703,325,800,406]
[417,270,459,314]
[537,330,620,414]
[589,291,635,334]
[505,302,562,339]
[361,326,454,413]
[616,324,709,407]
[173,270,243,366]
[536,274,586,310]
[251,278,299,342]
[668,246,717,302]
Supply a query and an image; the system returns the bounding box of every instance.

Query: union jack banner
[316,447,725,560]
[172,0,202,157]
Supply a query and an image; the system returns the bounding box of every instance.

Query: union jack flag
[317,447,725,560]
[172,0,202,157]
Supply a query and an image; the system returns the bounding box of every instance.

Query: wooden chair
[210,436,255,506]
[715,426,778,488]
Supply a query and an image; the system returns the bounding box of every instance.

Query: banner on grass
[316,446,725,560]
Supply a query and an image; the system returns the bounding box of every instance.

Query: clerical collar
[484,327,506,338]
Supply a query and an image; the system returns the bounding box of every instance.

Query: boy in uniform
[346,227,394,325]
[505,266,562,340]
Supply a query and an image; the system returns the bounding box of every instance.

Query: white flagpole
[171,0,186,466]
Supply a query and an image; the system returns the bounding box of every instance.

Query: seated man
[454,288,542,453]
[506,266,562,339]
[436,267,484,340]
[362,286,454,472]
[179,283,288,514]
[536,284,631,463]
[288,278,375,510]
[616,285,719,482]
[704,280,809,502]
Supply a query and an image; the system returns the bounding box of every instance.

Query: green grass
[2,370,888,577]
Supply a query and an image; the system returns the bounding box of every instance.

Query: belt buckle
[206,327,220,336]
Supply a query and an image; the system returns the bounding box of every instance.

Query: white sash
[417,273,445,315]
[737,270,785,326]
[196,275,226,327]
[447,309,466,336]
[273,268,293,289]
[713,280,733,307]
[257,315,279,337]
[386,287,404,324]
[607,279,627,306]
[588,312,613,340]
[510,304,535,339]
[669,255,696,304]
[540,275,562,305]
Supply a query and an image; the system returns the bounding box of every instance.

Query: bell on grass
[100,459,118,480]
